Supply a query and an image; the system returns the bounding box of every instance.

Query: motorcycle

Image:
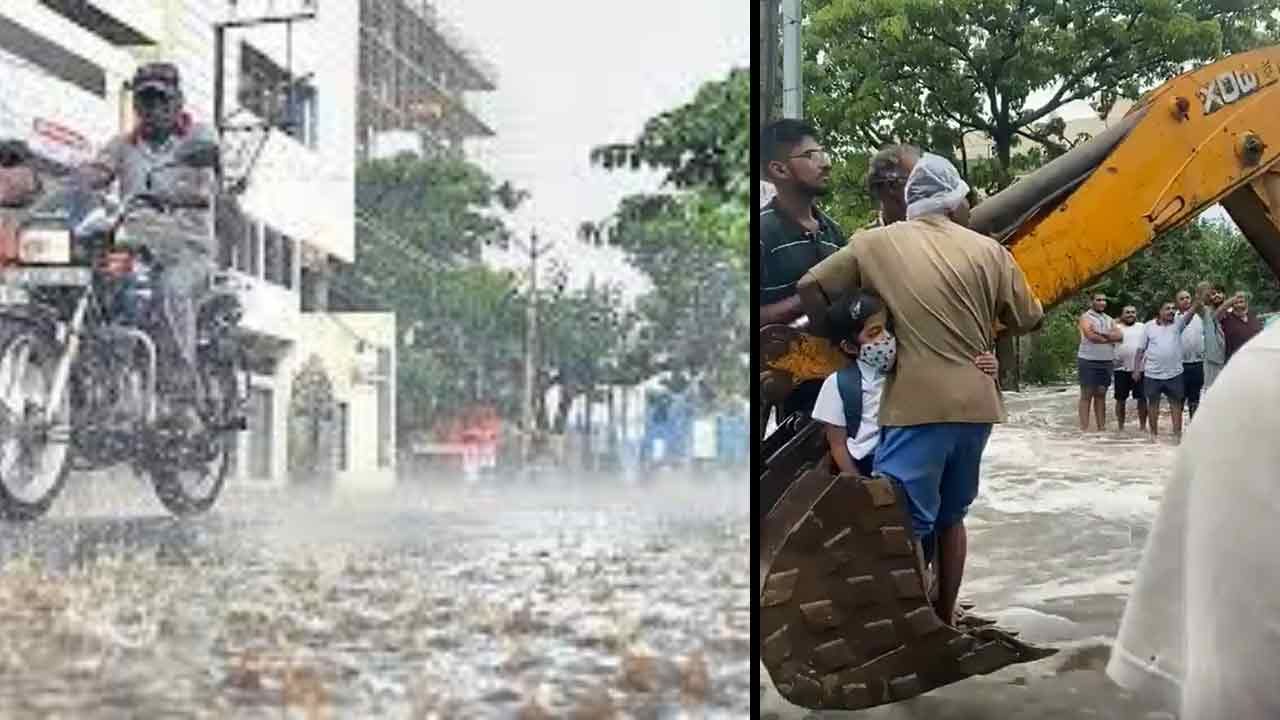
[0,138,249,520]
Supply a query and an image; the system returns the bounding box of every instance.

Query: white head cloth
[904,152,970,220]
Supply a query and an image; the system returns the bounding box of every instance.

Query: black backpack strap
[835,362,863,440]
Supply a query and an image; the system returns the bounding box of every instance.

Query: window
[281,236,295,290]
[286,82,318,148]
[239,42,286,123]
[263,225,281,285]
[248,222,262,277]
[239,41,317,147]
[377,348,392,468]
[336,401,349,472]
[248,388,274,480]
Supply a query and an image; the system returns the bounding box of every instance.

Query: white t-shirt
[1106,321,1280,718]
[810,359,884,461]
[1141,314,1190,380]
[1115,322,1147,372]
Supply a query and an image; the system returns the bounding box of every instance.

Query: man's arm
[1133,325,1149,378]
[74,135,126,192]
[996,251,1045,335]
[1078,314,1115,344]
[1173,308,1191,333]
[1216,294,1240,319]
[760,295,804,327]
[796,242,861,337]
[1193,282,1210,315]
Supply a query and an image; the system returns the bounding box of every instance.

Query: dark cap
[132,62,180,95]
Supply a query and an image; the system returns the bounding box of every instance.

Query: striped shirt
[759,199,845,306]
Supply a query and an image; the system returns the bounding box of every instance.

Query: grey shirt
[92,122,218,260]
[1199,306,1226,365]
[1078,310,1118,362]
[1141,314,1191,380]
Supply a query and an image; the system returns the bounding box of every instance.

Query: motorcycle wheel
[0,321,73,521]
[150,358,237,516]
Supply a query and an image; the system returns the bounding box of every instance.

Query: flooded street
[0,473,749,718]
[761,386,1182,720]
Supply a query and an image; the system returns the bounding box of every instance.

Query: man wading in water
[1113,305,1149,432]
[1077,293,1123,432]
[1134,301,1190,442]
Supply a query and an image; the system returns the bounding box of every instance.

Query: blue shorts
[873,423,994,539]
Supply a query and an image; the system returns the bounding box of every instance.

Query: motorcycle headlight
[17,228,71,264]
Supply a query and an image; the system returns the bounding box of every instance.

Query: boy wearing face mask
[809,290,1001,478]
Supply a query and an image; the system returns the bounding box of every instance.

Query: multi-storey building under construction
[356,0,495,159]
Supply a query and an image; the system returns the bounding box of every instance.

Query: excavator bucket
[759,425,1057,710]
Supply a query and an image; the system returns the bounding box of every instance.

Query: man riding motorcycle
[74,62,221,425]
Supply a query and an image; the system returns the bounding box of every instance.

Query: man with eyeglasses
[759,119,845,418]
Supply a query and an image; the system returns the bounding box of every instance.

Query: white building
[0,1,396,490]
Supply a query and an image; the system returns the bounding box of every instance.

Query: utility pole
[514,230,552,469]
[781,0,803,119]
[760,0,781,128]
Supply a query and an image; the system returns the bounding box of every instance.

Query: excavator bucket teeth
[760,469,1057,711]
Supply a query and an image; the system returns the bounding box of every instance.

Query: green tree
[355,151,526,263]
[536,273,633,433]
[331,151,530,440]
[805,0,1280,190]
[588,68,749,272]
[582,68,751,407]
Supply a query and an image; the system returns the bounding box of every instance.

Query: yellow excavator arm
[759,47,1280,712]
[998,45,1280,306]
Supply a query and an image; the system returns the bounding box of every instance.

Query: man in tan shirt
[797,151,1043,625]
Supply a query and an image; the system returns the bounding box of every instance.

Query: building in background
[356,0,496,160]
[0,3,144,171]
[0,1,397,491]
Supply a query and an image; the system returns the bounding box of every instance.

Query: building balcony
[212,269,300,344]
[38,0,160,47]
[231,115,355,263]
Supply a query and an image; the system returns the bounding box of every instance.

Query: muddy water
[761,386,1183,720]
[0,473,749,718]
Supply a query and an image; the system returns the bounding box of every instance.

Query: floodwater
[0,469,749,719]
[760,386,1184,720]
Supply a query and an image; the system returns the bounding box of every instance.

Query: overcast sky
[433,0,749,295]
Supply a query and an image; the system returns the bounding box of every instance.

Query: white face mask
[860,333,897,373]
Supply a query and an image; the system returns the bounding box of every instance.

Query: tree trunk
[606,386,617,466]
[584,386,594,470]
[992,130,1021,391]
[553,387,574,434]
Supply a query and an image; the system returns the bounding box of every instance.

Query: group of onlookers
[1076,283,1263,440]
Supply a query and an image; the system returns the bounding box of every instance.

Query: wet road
[761,386,1183,720]
[0,471,749,718]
